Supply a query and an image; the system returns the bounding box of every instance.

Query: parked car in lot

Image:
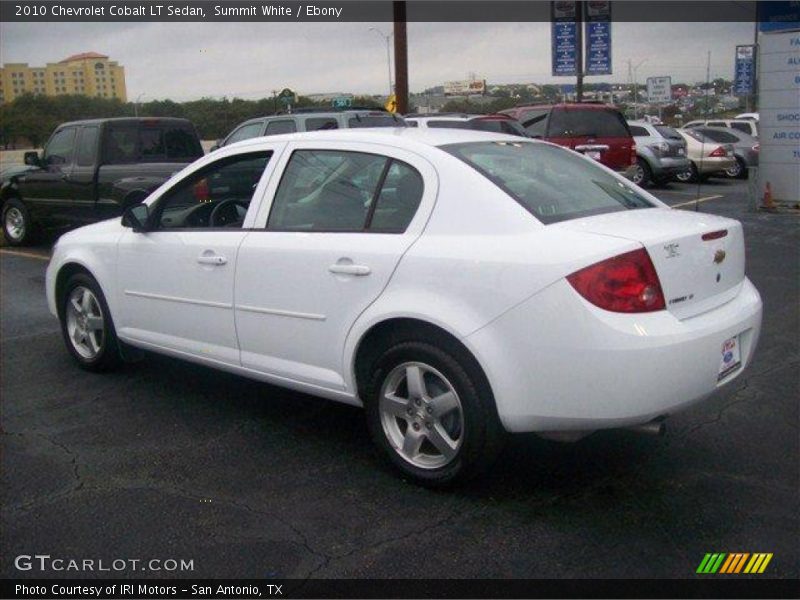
[675,129,737,182]
[212,108,406,150]
[500,103,636,176]
[627,121,691,186]
[405,114,529,137]
[46,129,762,485]
[1,117,204,246]
[684,118,759,139]
[691,126,759,178]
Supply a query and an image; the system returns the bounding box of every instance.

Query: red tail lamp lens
[567,248,666,313]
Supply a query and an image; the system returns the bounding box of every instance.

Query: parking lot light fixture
[369,27,394,96]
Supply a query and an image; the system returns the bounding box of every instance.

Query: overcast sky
[0,21,753,100]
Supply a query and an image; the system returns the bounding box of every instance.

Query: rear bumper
[467,278,762,433]
[652,156,692,179]
[696,156,736,174]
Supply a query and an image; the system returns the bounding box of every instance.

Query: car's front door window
[152,151,272,229]
[44,128,77,166]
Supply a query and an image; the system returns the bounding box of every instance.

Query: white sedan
[46,129,762,485]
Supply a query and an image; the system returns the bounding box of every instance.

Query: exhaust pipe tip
[626,419,666,436]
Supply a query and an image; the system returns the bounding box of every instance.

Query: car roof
[224,126,527,152]
[510,102,618,111]
[58,117,194,128]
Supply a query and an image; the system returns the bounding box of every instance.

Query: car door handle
[328,264,371,276]
[197,254,227,266]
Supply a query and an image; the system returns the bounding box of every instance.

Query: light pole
[630,59,647,119]
[134,93,146,117]
[369,27,393,97]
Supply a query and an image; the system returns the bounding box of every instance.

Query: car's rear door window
[629,125,649,137]
[698,128,739,143]
[730,122,754,135]
[368,161,424,232]
[76,126,100,166]
[225,122,264,145]
[443,141,654,224]
[347,115,404,128]
[519,110,549,137]
[265,120,297,135]
[306,118,339,131]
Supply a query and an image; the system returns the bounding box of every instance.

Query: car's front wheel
[631,158,652,187]
[60,273,122,371]
[2,197,37,246]
[364,340,504,486]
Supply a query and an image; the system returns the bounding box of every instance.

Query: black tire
[2,197,38,246]
[59,272,123,372]
[364,340,505,487]
[632,158,652,187]
[675,162,698,183]
[725,157,746,179]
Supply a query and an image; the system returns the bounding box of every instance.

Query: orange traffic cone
[762,182,777,210]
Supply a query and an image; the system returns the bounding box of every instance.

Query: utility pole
[369,28,394,97]
[575,0,584,102]
[393,1,409,114]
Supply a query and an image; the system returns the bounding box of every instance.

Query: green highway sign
[332,95,353,109]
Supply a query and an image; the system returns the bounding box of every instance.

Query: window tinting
[226,122,264,145]
[730,122,754,135]
[44,128,77,165]
[306,118,339,131]
[654,126,682,140]
[76,126,99,166]
[154,152,271,229]
[369,161,423,232]
[140,128,166,158]
[443,141,654,225]
[268,150,389,231]
[471,120,529,137]
[707,121,726,127]
[105,127,138,163]
[628,125,649,137]
[347,115,404,128]
[548,108,630,137]
[698,128,739,143]
[265,120,297,135]
[165,127,203,159]
[519,110,549,137]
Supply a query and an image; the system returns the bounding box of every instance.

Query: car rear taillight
[709,146,728,158]
[753,143,760,152]
[567,248,666,313]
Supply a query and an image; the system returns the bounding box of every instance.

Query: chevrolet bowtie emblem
[714,250,726,264]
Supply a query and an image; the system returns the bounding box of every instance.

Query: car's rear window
[655,126,682,140]
[347,115,405,128]
[698,129,740,143]
[548,108,630,138]
[442,141,654,224]
[472,120,528,137]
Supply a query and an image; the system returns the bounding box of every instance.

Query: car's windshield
[442,141,654,224]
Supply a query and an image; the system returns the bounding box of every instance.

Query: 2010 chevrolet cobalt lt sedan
[46,128,762,485]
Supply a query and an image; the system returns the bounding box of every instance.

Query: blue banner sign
[734,44,756,96]
[552,21,578,75]
[551,1,577,76]
[585,21,612,75]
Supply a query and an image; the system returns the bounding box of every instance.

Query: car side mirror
[23,151,41,166]
[122,203,150,232]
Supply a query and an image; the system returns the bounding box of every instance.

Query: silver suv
[627,121,691,186]
[212,109,406,150]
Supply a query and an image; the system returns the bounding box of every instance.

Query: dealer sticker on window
[718,336,741,381]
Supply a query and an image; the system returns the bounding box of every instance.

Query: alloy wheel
[4,207,25,241]
[65,286,106,360]
[379,361,464,470]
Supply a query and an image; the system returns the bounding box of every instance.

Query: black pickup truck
[1,117,204,245]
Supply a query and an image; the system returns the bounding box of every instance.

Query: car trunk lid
[556,208,745,319]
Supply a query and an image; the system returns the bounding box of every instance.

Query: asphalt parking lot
[1,178,798,580]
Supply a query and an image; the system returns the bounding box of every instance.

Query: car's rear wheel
[676,162,698,183]
[364,340,504,487]
[60,273,122,371]
[725,157,746,179]
[2,197,37,246]
[631,158,652,186]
